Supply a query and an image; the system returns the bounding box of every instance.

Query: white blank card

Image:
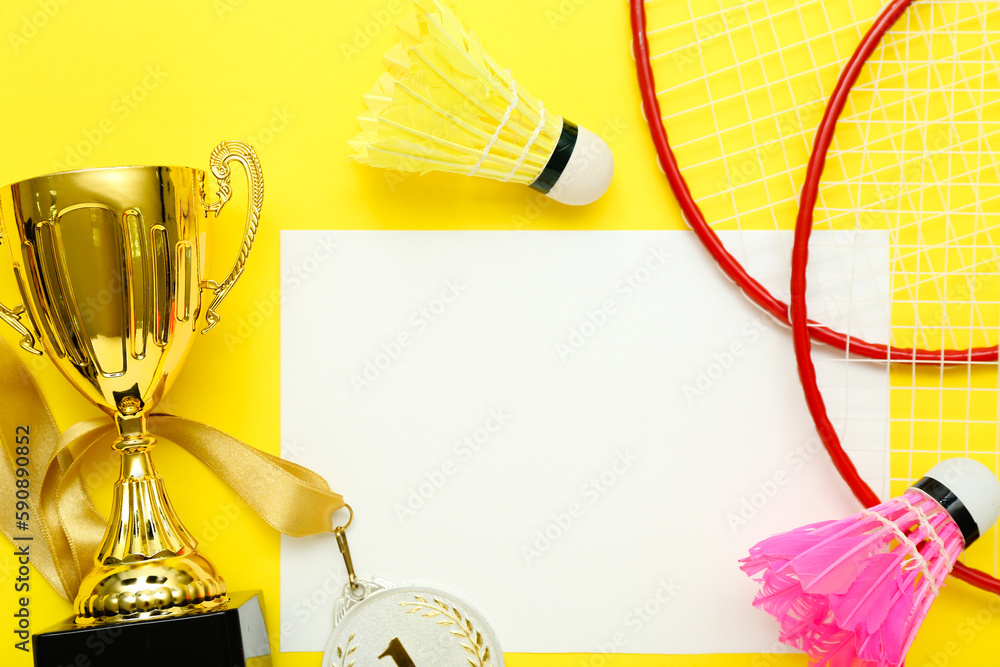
[279,230,885,654]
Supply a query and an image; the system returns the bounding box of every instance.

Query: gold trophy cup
[0,142,263,633]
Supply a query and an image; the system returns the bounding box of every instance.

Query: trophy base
[32,590,271,667]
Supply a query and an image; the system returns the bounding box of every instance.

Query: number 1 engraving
[378,637,416,666]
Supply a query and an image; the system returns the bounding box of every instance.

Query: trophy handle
[200,140,263,334]
[0,229,42,355]
[0,301,42,355]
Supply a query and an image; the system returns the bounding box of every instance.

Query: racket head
[632,0,999,362]
[790,0,1000,594]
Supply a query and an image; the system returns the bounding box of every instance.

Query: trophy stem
[95,434,198,564]
[75,409,227,624]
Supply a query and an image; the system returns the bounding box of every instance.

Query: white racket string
[804,0,1000,576]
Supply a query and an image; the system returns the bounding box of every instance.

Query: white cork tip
[924,458,1000,535]
[546,125,614,206]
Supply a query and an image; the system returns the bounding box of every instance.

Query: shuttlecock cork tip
[531,121,614,206]
[913,458,1000,546]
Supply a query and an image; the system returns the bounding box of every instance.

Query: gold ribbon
[0,338,343,601]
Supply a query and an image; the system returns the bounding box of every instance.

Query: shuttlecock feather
[349,0,614,205]
[740,458,1000,667]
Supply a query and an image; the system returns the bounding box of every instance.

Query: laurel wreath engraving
[399,596,492,667]
[330,632,357,667]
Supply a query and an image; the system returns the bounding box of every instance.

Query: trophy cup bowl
[0,141,269,662]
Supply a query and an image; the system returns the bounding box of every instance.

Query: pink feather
[739,490,965,666]
[830,552,905,631]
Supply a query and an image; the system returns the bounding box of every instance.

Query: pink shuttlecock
[740,458,1000,667]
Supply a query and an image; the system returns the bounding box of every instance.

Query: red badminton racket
[790,0,1000,594]
[632,0,999,363]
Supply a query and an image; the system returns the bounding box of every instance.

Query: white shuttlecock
[349,0,614,206]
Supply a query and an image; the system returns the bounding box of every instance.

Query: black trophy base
[32,590,271,667]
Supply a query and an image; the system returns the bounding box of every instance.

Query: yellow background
[0,1,998,666]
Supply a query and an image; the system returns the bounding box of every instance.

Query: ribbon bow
[0,338,343,601]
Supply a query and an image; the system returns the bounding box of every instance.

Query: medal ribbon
[0,337,343,601]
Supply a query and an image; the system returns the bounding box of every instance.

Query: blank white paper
[278,229,888,655]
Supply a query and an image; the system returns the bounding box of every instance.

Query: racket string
[634,0,1000,589]
[810,0,1000,577]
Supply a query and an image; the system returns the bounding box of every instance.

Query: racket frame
[788,0,1000,594]
[630,0,999,364]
